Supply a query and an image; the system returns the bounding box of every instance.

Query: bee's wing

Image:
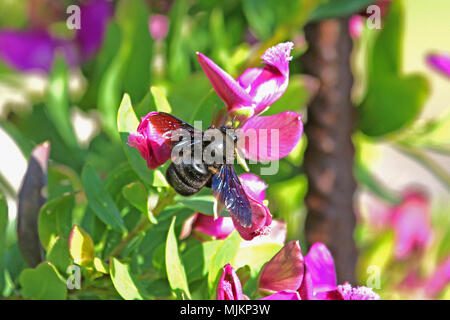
[212,165,252,228]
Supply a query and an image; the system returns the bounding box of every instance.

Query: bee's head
[219,125,238,144]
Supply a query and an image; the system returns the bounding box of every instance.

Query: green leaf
[38,193,74,249]
[46,236,71,273]
[207,231,242,295]
[182,240,222,282]
[46,57,79,150]
[117,93,155,185]
[122,182,148,213]
[151,86,172,113]
[110,258,148,300]
[69,225,95,267]
[310,0,374,21]
[81,164,126,232]
[176,195,217,216]
[359,0,430,136]
[0,192,8,293]
[19,262,67,300]
[165,216,191,299]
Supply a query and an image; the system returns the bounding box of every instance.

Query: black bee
[148,112,252,228]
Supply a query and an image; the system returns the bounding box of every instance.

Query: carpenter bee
[148,112,252,228]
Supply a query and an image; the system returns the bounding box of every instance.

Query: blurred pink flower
[349,15,364,39]
[148,14,170,41]
[197,42,294,118]
[427,53,450,78]
[390,190,433,260]
[425,257,450,297]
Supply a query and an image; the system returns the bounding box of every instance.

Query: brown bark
[301,18,358,283]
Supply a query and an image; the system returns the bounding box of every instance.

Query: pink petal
[196,52,253,115]
[127,112,173,169]
[238,111,303,162]
[258,241,305,293]
[349,15,364,39]
[260,290,301,300]
[239,173,268,202]
[427,53,450,78]
[217,264,245,300]
[232,196,272,241]
[237,42,293,114]
[193,214,234,240]
[240,219,287,248]
[304,243,337,293]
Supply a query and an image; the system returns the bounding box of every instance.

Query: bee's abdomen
[166,162,211,196]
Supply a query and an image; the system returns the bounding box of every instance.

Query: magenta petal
[349,15,364,39]
[237,42,293,114]
[304,243,337,293]
[427,53,450,78]
[217,264,245,300]
[127,112,173,169]
[258,241,305,293]
[239,111,303,162]
[0,29,56,72]
[239,173,268,202]
[232,196,272,241]
[261,290,301,300]
[149,14,170,41]
[76,0,112,59]
[196,52,253,115]
[193,214,234,240]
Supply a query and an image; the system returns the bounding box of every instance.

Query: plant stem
[108,190,176,259]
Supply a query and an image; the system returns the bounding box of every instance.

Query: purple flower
[427,53,450,78]
[180,213,234,241]
[148,14,170,41]
[0,0,112,72]
[197,42,294,118]
[260,290,301,300]
[217,264,245,300]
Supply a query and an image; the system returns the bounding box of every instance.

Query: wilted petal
[239,111,303,162]
[260,290,301,300]
[193,213,234,240]
[217,264,245,300]
[240,219,286,248]
[258,241,305,293]
[239,173,268,202]
[427,53,450,78]
[196,52,253,115]
[127,112,173,169]
[304,243,337,293]
[322,283,380,300]
[0,30,56,72]
[76,0,113,59]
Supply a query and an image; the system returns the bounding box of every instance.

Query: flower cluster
[217,242,379,300]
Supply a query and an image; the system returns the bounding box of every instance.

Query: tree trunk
[301,18,358,284]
